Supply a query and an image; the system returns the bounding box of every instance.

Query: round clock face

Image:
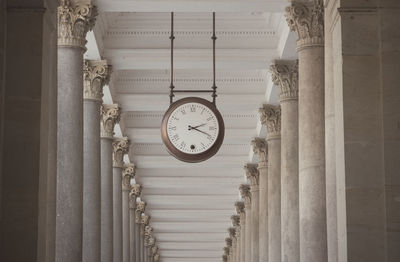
[161,97,225,163]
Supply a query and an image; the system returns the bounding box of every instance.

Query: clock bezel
[161,97,225,163]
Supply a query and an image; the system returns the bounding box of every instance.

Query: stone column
[145,225,154,262]
[223,254,228,262]
[82,60,111,262]
[231,215,241,262]
[228,227,237,262]
[135,201,146,262]
[100,104,121,262]
[251,138,268,262]
[151,246,158,262]
[154,253,160,262]
[240,184,251,262]
[285,1,327,261]
[235,201,246,262]
[270,60,299,262]
[122,164,135,262]
[226,238,233,262]
[130,184,142,262]
[141,214,151,262]
[56,1,97,261]
[113,137,130,262]
[259,104,281,262]
[224,247,230,262]
[245,164,260,262]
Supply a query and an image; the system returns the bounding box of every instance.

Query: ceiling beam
[94,0,287,13]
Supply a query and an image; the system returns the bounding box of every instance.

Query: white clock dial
[166,102,220,154]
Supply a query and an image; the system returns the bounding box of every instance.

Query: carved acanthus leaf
[145,225,153,237]
[285,0,324,50]
[58,0,98,48]
[228,227,236,240]
[224,247,230,256]
[122,163,135,191]
[223,255,228,262]
[112,137,130,168]
[83,60,111,101]
[259,104,281,138]
[154,254,160,261]
[100,104,121,138]
[130,184,142,198]
[244,163,259,187]
[251,137,268,164]
[270,60,299,101]
[152,246,158,255]
[141,214,150,226]
[239,184,251,207]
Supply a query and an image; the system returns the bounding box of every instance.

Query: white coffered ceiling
[87,1,297,261]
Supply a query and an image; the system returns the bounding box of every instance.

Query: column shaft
[135,223,141,262]
[101,138,113,261]
[251,188,259,262]
[245,206,251,262]
[122,165,134,262]
[267,137,281,262]
[113,166,123,262]
[129,200,137,262]
[83,98,101,262]
[240,223,245,262]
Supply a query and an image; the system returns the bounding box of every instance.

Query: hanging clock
[161,97,224,163]
[161,13,224,163]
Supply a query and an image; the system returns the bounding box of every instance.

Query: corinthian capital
[228,227,236,240]
[135,201,146,223]
[251,137,268,165]
[122,163,135,191]
[58,0,97,48]
[270,60,299,102]
[145,225,153,237]
[223,255,228,262]
[142,214,150,226]
[154,253,160,262]
[285,0,324,50]
[259,104,281,139]
[225,237,232,247]
[244,163,259,187]
[152,246,158,256]
[239,184,251,208]
[130,184,142,198]
[235,201,245,215]
[100,104,121,138]
[112,137,130,168]
[83,60,111,101]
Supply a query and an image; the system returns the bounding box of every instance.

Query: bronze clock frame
[161,97,225,163]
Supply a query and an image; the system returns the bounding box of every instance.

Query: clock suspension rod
[169,12,175,105]
[211,12,217,105]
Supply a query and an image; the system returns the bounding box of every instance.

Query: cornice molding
[106,30,276,37]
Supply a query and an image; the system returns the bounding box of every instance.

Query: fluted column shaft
[113,138,130,262]
[56,1,97,261]
[245,164,260,262]
[285,1,327,261]
[83,60,110,262]
[245,204,251,262]
[135,202,145,262]
[100,104,120,262]
[271,60,300,262]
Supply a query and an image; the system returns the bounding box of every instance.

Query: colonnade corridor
[0,0,399,262]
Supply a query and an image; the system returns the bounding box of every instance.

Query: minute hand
[190,127,211,137]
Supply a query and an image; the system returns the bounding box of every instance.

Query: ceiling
[87,1,297,261]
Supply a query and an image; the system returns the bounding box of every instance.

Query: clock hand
[191,123,207,129]
[190,127,212,137]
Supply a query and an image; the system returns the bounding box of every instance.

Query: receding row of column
[55,1,160,261]
[222,1,325,261]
